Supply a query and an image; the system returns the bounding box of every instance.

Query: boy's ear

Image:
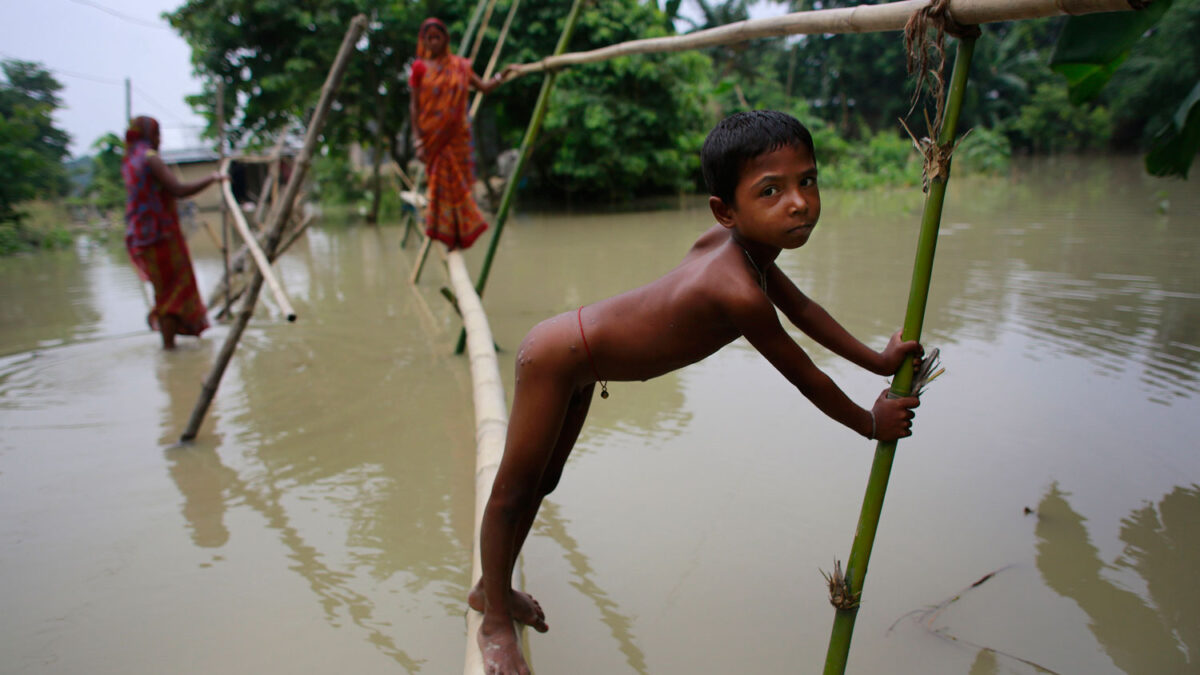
[709,196,736,229]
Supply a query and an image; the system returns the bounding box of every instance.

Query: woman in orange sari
[409,17,511,250]
[123,116,224,349]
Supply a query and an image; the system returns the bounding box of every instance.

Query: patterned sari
[123,120,209,337]
[410,19,489,249]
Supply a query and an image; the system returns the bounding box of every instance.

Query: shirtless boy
[471,110,923,674]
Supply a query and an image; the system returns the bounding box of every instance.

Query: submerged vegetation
[2,0,1197,253]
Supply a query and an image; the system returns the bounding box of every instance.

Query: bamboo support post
[458,0,490,57]
[219,158,297,322]
[822,34,977,674]
[446,249,524,675]
[469,0,521,120]
[410,236,434,284]
[181,14,367,442]
[453,0,586,355]
[504,0,1137,77]
[467,0,499,65]
[216,79,231,313]
[199,218,223,250]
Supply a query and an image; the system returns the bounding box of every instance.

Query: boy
[472,110,922,674]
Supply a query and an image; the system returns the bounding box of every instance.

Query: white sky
[0,0,793,159]
[1,0,210,158]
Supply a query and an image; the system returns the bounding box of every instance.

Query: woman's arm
[146,153,223,199]
[468,64,515,95]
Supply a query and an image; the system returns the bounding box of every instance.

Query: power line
[63,0,171,31]
[2,49,197,126]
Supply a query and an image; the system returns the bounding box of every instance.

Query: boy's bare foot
[478,619,531,675]
[469,580,548,632]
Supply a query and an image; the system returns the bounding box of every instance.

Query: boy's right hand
[870,388,919,441]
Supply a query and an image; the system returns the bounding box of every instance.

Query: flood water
[2,155,1197,674]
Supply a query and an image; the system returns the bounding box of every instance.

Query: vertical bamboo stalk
[216,79,231,313]
[467,0,499,65]
[453,0,587,355]
[181,14,368,442]
[822,35,976,675]
[469,0,520,120]
[458,0,490,57]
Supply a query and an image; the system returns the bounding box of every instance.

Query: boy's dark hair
[701,110,815,206]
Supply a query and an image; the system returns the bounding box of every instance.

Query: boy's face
[711,143,820,250]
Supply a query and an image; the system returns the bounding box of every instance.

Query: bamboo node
[821,559,861,610]
[899,115,969,192]
[903,0,979,153]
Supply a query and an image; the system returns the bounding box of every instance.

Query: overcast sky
[0,0,791,159]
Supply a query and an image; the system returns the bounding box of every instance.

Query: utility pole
[124,77,131,124]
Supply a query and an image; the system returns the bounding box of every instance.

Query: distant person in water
[471,110,925,674]
[408,16,513,250]
[123,115,224,349]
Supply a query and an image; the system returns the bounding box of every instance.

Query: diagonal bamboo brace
[181,14,367,442]
[219,158,296,322]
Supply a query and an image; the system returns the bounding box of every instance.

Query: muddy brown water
[2,156,1197,674]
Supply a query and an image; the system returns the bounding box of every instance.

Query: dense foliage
[117,0,1200,205]
[0,60,73,253]
[5,0,1196,241]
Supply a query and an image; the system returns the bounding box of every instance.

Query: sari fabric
[123,126,209,336]
[411,24,488,249]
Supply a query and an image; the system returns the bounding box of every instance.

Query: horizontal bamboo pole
[446,250,524,675]
[509,0,1139,76]
[219,159,297,322]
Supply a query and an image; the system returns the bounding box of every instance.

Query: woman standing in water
[123,115,224,349]
[409,17,512,250]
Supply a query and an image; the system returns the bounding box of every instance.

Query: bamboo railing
[508,0,1140,76]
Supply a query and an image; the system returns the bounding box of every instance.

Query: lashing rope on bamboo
[900,0,981,191]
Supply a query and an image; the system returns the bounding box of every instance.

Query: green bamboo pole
[823,34,977,675]
[453,0,586,355]
[458,0,489,57]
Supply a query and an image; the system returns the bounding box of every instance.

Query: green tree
[515,0,712,200]
[167,0,424,222]
[88,132,125,211]
[0,60,71,224]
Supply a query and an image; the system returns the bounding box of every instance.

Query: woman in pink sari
[408,17,511,249]
[123,116,225,349]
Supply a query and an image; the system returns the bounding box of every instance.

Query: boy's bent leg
[470,383,595,632]
[477,337,579,673]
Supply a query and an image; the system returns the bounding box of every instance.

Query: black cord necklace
[740,245,769,293]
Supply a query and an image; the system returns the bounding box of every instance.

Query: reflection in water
[0,156,1195,673]
[166,447,236,548]
[157,347,234,548]
[1035,483,1199,674]
[534,500,648,674]
[933,158,1200,405]
[154,342,426,671]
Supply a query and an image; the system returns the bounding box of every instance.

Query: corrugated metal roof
[160,147,220,165]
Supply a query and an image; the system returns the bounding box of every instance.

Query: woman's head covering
[417,17,450,59]
[125,115,159,151]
